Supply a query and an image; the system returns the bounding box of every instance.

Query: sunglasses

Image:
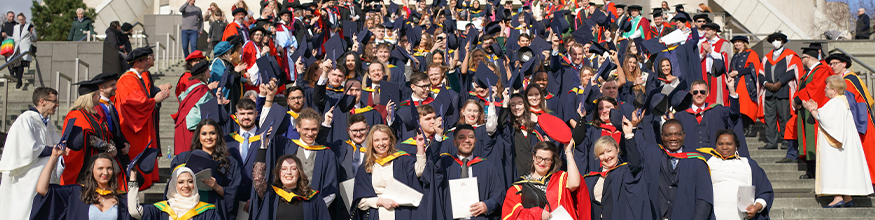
[691,90,707,95]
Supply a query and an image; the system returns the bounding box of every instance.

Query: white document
[549,205,574,220]
[339,179,356,210]
[450,178,480,219]
[661,29,688,45]
[713,182,744,220]
[737,185,755,212]
[195,169,213,191]
[381,178,423,207]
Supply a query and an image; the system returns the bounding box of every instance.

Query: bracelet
[266,99,274,102]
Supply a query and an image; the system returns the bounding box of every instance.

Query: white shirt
[297,139,316,159]
[127,68,143,79]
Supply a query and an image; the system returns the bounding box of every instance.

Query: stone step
[772,207,875,219]
[773,197,875,209]
[765,171,807,181]
[758,163,807,172]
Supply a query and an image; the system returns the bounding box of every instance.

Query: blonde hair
[732,41,750,54]
[76,8,85,14]
[592,136,620,157]
[365,62,392,83]
[363,125,398,173]
[826,75,847,91]
[70,92,97,115]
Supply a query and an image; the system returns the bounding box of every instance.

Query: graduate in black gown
[697,130,773,220]
[251,147,331,219]
[671,79,740,152]
[33,152,131,220]
[171,119,244,220]
[630,119,713,220]
[127,167,221,220]
[433,124,506,220]
[351,124,428,220]
[581,127,652,219]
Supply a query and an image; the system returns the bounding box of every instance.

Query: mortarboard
[766,32,788,43]
[730,36,749,44]
[259,105,290,138]
[693,14,711,23]
[485,21,502,36]
[126,46,154,62]
[609,109,623,130]
[672,12,690,23]
[255,18,272,28]
[343,20,358,39]
[825,53,852,68]
[200,97,223,123]
[674,3,685,10]
[432,91,456,126]
[490,43,504,58]
[398,98,421,132]
[388,2,400,14]
[356,29,373,44]
[701,23,720,32]
[254,56,280,83]
[475,61,498,88]
[128,147,159,174]
[538,113,571,144]
[669,88,692,112]
[249,26,267,37]
[589,41,608,55]
[550,11,569,35]
[596,58,616,81]
[800,47,820,58]
[379,81,401,106]
[447,32,460,50]
[466,26,480,45]
[185,150,220,174]
[640,38,668,56]
[382,21,395,30]
[324,34,347,60]
[232,8,248,16]
[615,4,627,9]
[573,28,593,45]
[407,25,422,48]
[393,16,405,31]
[59,118,78,146]
[627,5,643,11]
[530,36,550,55]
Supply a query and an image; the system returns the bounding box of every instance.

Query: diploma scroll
[450,177,480,219]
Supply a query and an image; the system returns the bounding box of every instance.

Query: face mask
[771,41,782,49]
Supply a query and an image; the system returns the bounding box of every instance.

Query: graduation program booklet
[550,205,574,220]
[450,177,480,219]
[737,185,755,212]
[339,179,356,210]
[380,178,422,207]
[195,168,213,191]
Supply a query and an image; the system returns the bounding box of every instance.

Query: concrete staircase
[746,134,875,219]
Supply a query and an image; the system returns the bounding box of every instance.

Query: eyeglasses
[829,61,844,66]
[253,33,264,37]
[696,20,707,23]
[288,96,304,100]
[691,90,707,95]
[349,128,368,134]
[534,156,553,163]
[412,84,431,89]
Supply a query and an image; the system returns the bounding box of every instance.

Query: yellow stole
[292,139,328,150]
[375,151,410,165]
[272,186,318,202]
[229,132,261,143]
[153,201,216,220]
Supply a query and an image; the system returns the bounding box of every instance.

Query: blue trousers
[785,140,798,160]
[181,29,199,57]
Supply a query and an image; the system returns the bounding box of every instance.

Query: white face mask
[771,41,782,49]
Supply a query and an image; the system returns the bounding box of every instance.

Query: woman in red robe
[502,141,590,220]
[173,61,225,154]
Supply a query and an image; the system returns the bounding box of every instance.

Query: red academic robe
[792,64,833,159]
[843,71,875,183]
[114,70,159,190]
[699,38,731,105]
[735,49,764,122]
[605,1,617,22]
[175,70,192,99]
[60,109,125,188]
[650,22,672,38]
[242,41,263,92]
[758,49,802,133]
[223,22,244,43]
[172,79,211,155]
[501,171,591,220]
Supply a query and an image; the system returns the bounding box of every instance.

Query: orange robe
[843,70,875,184]
[114,70,160,190]
[60,109,127,188]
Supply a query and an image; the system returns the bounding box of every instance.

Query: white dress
[815,96,874,196]
[0,110,60,220]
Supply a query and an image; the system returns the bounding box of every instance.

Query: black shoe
[776,158,796,163]
[15,82,22,89]
[759,145,778,150]
[800,174,814,179]
[745,130,757,137]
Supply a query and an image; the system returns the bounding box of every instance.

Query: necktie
[461,158,470,178]
[352,144,362,175]
[671,158,678,169]
[695,108,704,123]
[242,132,251,160]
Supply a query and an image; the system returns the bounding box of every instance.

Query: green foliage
[30,0,97,41]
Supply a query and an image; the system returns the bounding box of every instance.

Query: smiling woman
[33,153,131,219]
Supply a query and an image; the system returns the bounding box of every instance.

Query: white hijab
[167,167,200,216]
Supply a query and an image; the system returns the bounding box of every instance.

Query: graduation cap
[186,150,220,174]
[475,61,498,88]
[232,8,248,16]
[672,12,690,23]
[356,29,373,44]
[225,35,242,47]
[466,26,480,45]
[640,38,668,56]
[324,35,346,60]
[190,60,210,77]
[200,96,223,122]
[259,105,290,138]
[615,4,627,9]
[407,25,422,48]
[73,79,102,95]
[674,3,686,11]
[343,20,358,39]
[255,56,280,83]
[589,41,608,55]
[627,5,643,12]
[571,24,593,45]
[668,89,693,112]
[766,32,788,43]
[126,46,154,62]
[59,118,77,146]
[800,47,820,59]
[409,11,423,23]
[127,147,159,174]
[591,9,610,27]
[379,81,401,106]
[530,36,551,56]
[538,113,572,144]
[432,91,456,121]
[825,53,852,68]
[550,11,569,35]
[255,18,273,28]
[490,43,504,58]
[398,98,423,132]
[393,16,405,31]
[693,14,711,23]
[250,26,267,37]
[596,59,616,81]
[570,117,588,146]
[730,35,749,44]
[609,108,623,130]
[701,23,721,32]
[388,2,400,14]
[382,21,396,30]
[447,32,460,50]
[485,21,502,36]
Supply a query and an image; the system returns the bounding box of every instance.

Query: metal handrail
[176,25,181,62]
[54,71,73,122]
[1,75,14,131]
[156,41,166,73]
[132,22,150,47]
[0,51,44,87]
[166,34,176,69]
[75,58,90,82]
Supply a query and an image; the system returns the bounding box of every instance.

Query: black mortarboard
[640,38,668,56]
[59,118,77,146]
[324,34,346,60]
[128,147,159,174]
[255,56,280,82]
[92,72,120,83]
[432,91,456,120]
[126,46,154,62]
[550,11,569,35]
[646,90,670,116]
[200,96,222,122]
[249,26,267,37]
[596,59,616,81]
[225,35,242,46]
[185,150,220,173]
[674,4,685,10]
[379,81,401,106]
[407,25,422,48]
[570,116,587,145]
[701,23,720,32]
[382,21,395,29]
[410,11,423,23]
[693,14,711,23]
[475,61,498,88]
[672,12,690,23]
[825,53,852,68]
[466,26,479,45]
[766,32,788,43]
[393,16,405,31]
[609,109,623,129]
[343,20,358,39]
[398,99,420,131]
[356,29,373,44]
[627,5,643,11]
[573,28,593,46]
[801,47,820,58]
[530,36,550,56]
[259,105,290,138]
[290,38,308,62]
[590,41,608,55]
[233,8,247,16]
[490,43,504,57]
[485,21,502,36]
[730,36,749,44]
[616,4,627,9]
[447,32,460,50]
[255,18,272,28]
[190,60,210,76]
[388,2,399,14]
[669,88,692,112]
[652,11,663,17]
[502,9,512,21]
[591,10,609,27]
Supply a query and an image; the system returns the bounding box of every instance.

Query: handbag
[0,38,13,57]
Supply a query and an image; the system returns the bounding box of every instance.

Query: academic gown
[698,149,774,220]
[674,98,741,152]
[729,49,763,122]
[757,48,802,123]
[138,201,221,220]
[548,55,583,98]
[792,64,832,160]
[114,70,161,190]
[842,71,875,184]
[173,80,214,155]
[170,151,244,220]
[637,143,713,220]
[30,184,130,220]
[582,135,651,220]
[351,154,426,220]
[501,171,591,220]
[226,131,262,201]
[618,70,657,105]
[0,110,59,220]
[176,71,192,98]
[329,140,365,182]
[561,85,599,123]
[263,138,338,214]
[434,155,506,220]
[60,109,126,188]
[254,188,331,220]
[699,38,732,105]
[96,98,129,152]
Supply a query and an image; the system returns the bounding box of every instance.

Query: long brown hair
[592,96,619,126]
[509,94,535,133]
[271,154,312,204]
[191,119,231,171]
[363,125,398,173]
[529,142,561,175]
[79,153,120,204]
[458,100,487,125]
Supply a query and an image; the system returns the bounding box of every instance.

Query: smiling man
[432,124,506,220]
[672,79,740,151]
